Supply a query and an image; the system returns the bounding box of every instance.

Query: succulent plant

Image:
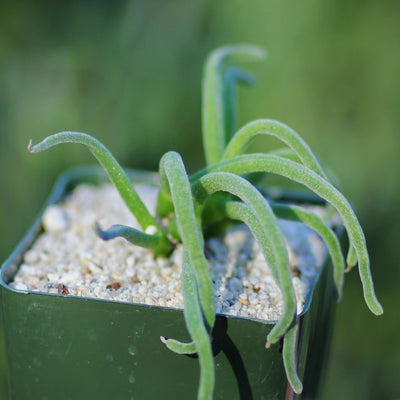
[28,45,383,399]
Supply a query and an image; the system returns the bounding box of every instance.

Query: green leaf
[95,223,166,254]
[202,44,266,165]
[181,250,215,400]
[271,203,345,300]
[28,132,172,255]
[192,172,296,346]
[282,322,303,394]
[160,337,197,355]
[191,154,383,315]
[223,66,255,143]
[159,151,215,329]
[223,119,328,180]
[222,200,345,301]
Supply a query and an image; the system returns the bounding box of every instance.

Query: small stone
[107,282,122,290]
[26,276,40,287]
[14,282,28,291]
[58,284,69,295]
[239,298,249,306]
[61,271,81,285]
[247,307,256,315]
[239,293,248,301]
[48,273,60,281]
[42,205,69,232]
[126,255,136,268]
[229,277,242,292]
[24,250,39,264]
[223,290,233,301]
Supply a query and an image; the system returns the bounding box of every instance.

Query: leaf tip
[160,336,167,344]
[243,44,267,61]
[344,264,354,273]
[291,380,303,395]
[257,47,267,60]
[373,303,384,316]
[94,221,109,241]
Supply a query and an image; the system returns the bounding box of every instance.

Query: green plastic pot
[0,167,337,400]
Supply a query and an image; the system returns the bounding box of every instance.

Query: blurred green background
[0,1,399,398]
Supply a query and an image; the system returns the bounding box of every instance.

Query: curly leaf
[222,200,345,301]
[346,244,358,271]
[271,203,345,300]
[202,44,266,165]
[28,132,172,255]
[160,337,197,355]
[223,66,255,143]
[269,147,341,188]
[223,119,328,180]
[159,151,215,329]
[181,249,214,400]
[192,172,296,346]
[282,322,303,394]
[95,222,165,253]
[191,154,383,316]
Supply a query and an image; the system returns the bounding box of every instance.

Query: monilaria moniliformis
[27,45,383,399]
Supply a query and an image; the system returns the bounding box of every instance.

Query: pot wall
[0,167,337,399]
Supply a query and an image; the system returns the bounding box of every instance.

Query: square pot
[0,167,338,400]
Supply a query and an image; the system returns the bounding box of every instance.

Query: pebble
[14,282,28,291]
[24,250,39,264]
[145,225,157,235]
[10,183,332,322]
[42,205,69,232]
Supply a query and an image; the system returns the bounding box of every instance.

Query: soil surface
[11,183,330,322]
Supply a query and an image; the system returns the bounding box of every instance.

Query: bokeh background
[0,1,399,398]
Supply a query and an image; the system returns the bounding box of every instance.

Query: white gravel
[10,183,331,322]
